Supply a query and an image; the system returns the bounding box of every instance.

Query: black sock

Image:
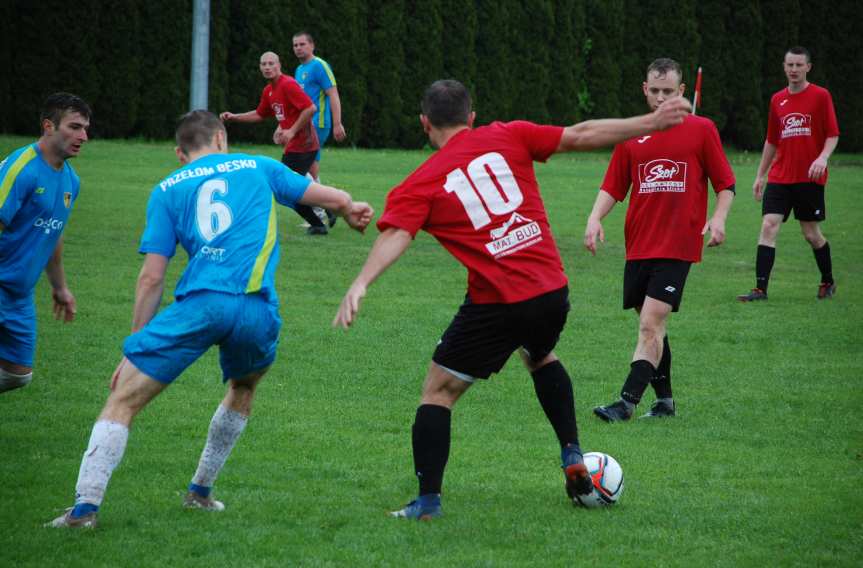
[813,242,833,284]
[756,244,776,292]
[294,204,326,228]
[621,360,656,405]
[531,360,579,449]
[650,336,672,399]
[412,404,451,496]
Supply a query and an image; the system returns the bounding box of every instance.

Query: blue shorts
[123,291,281,384]
[0,288,36,367]
[314,125,331,162]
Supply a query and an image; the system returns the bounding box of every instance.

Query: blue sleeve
[138,188,177,257]
[315,60,335,90]
[0,161,35,227]
[261,157,311,207]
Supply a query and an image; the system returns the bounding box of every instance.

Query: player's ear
[41,118,56,136]
[467,111,476,128]
[679,83,686,96]
[420,114,432,134]
[175,146,189,165]
[642,82,649,96]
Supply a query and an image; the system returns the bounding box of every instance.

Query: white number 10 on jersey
[444,152,523,230]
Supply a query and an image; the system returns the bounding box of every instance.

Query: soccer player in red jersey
[584,58,735,422]
[220,51,330,235]
[738,46,840,302]
[333,79,690,519]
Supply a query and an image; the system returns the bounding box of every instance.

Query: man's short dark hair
[646,58,683,82]
[293,30,314,43]
[176,110,226,154]
[787,46,811,63]
[40,92,91,131]
[421,80,472,128]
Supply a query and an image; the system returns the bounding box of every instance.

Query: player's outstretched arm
[219,110,264,124]
[131,253,169,333]
[558,97,691,152]
[704,188,735,247]
[44,237,76,322]
[583,190,617,256]
[299,183,374,233]
[333,228,412,330]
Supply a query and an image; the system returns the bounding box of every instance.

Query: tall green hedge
[1,0,860,152]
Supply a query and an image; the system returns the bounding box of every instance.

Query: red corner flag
[692,66,703,115]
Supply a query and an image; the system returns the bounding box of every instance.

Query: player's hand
[752,176,765,201]
[333,123,347,142]
[273,127,283,145]
[808,156,828,181]
[51,287,76,322]
[220,112,234,122]
[653,97,691,130]
[275,128,295,146]
[110,357,127,391]
[704,216,726,247]
[343,202,374,233]
[333,282,367,329]
[583,218,605,256]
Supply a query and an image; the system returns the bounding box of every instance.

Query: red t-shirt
[256,74,319,154]
[377,121,567,304]
[601,114,735,263]
[766,83,839,185]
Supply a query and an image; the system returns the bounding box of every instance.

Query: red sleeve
[599,144,632,202]
[766,96,780,145]
[283,79,314,110]
[256,87,272,118]
[376,182,431,237]
[822,89,840,137]
[505,121,564,163]
[702,121,736,192]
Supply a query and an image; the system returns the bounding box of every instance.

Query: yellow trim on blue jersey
[246,195,278,293]
[319,58,336,85]
[0,145,37,211]
[318,91,327,128]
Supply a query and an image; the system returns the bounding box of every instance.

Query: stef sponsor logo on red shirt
[637,159,687,193]
[780,113,812,139]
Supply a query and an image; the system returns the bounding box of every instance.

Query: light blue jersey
[140,153,310,303]
[295,57,337,129]
[0,143,80,298]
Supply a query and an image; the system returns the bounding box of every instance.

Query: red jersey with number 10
[766,83,839,185]
[377,121,567,304]
[601,114,735,263]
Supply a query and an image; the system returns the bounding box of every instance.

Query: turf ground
[0,135,860,567]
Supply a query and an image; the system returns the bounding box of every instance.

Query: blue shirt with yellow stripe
[295,57,337,129]
[140,153,310,303]
[0,143,80,298]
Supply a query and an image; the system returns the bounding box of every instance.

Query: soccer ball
[573,452,624,508]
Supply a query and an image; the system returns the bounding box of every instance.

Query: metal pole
[190,0,210,110]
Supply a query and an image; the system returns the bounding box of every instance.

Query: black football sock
[650,335,673,399]
[813,241,833,284]
[756,244,776,292]
[294,203,326,228]
[621,360,656,406]
[531,360,579,449]
[412,404,451,496]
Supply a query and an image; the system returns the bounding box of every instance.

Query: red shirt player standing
[738,46,840,302]
[333,79,690,520]
[584,58,735,423]
[219,51,329,235]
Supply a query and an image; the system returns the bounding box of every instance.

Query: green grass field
[0,135,861,567]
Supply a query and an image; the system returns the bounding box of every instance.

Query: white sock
[75,420,129,506]
[191,405,248,488]
[0,368,32,393]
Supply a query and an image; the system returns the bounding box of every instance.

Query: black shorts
[432,286,569,380]
[623,259,691,312]
[281,151,317,177]
[762,182,826,222]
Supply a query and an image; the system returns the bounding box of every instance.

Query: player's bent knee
[0,368,33,393]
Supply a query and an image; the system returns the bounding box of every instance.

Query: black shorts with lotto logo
[432,286,570,380]
[623,259,692,312]
[762,182,826,222]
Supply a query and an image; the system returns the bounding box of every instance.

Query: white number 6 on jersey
[196,178,233,241]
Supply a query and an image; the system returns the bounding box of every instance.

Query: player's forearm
[352,228,412,289]
[711,188,735,223]
[289,105,316,135]
[818,136,839,161]
[588,190,617,222]
[44,239,68,291]
[755,142,777,178]
[130,255,168,332]
[299,182,352,214]
[229,111,264,124]
[328,88,343,127]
